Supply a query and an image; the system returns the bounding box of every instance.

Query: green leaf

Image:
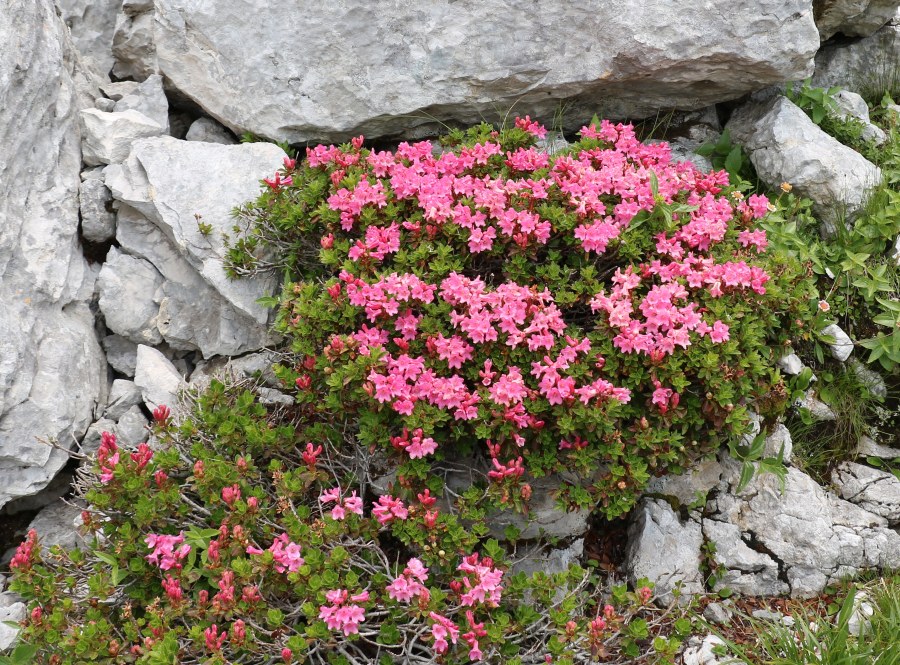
[724,145,743,175]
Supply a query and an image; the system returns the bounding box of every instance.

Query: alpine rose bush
[229,116,815,517]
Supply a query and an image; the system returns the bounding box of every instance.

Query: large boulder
[111,0,819,142]
[814,0,900,40]
[0,0,106,509]
[102,138,283,357]
[727,95,881,230]
[56,0,121,77]
[813,12,900,94]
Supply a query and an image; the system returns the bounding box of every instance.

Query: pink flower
[145,532,191,570]
[372,494,408,525]
[429,612,460,655]
[319,588,367,636]
[221,484,241,507]
[269,533,304,573]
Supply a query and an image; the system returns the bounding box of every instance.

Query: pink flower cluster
[386,558,429,603]
[372,494,408,525]
[391,428,438,459]
[319,487,364,521]
[145,532,191,570]
[98,431,119,483]
[429,612,460,655]
[318,589,368,636]
[457,553,504,607]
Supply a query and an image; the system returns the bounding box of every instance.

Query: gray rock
[112,1,818,143]
[114,74,169,132]
[0,471,75,515]
[832,461,900,525]
[764,424,793,464]
[848,590,875,636]
[27,500,85,551]
[185,117,237,144]
[114,204,273,358]
[488,473,592,541]
[105,137,283,326]
[115,406,149,448]
[795,392,837,420]
[80,108,165,166]
[777,352,805,376]
[625,499,704,605]
[0,598,25,650]
[257,387,294,406]
[80,418,117,456]
[822,324,854,361]
[94,97,116,112]
[856,435,900,459]
[752,609,795,626]
[100,80,140,101]
[815,0,900,40]
[831,90,887,145]
[133,344,184,411]
[102,334,139,376]
[709,463,900,597]
[849,359,887,398]
[682,634,743,665]
[703,602,732,626]
[727,96,881,230]
[814,17,900,94]
[56,0,120,76]
[510,538,584,578]
[104,379,144,421]
[98,247,164,345]
[644,456,724,508]
[79,178,117,243]
[703,519,788,596]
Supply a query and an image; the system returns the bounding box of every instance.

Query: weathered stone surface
[116,406,150,448]
[682,634,744,665]
[104,137,282,326]
[102,334,139,377]
[856,435,900,459]
[113,204,273,357]
[80,178,117,243]
[778,353,805,376]
[104,379,145,421]
[814,15,900,93]
[185,117,236,144]
[80,108,165,166]
[822,324,854,361]
[795,392,837,420]
[510,539,584,578]
[488,474,592,541]
[624,499,704,605]
[709,463,900,597]
[814,0,900,40]
[727,96,881,229]
[0,598,25,650]
[703,602,733,625]
[644,456,724,508]
[98,248,164,345]
[56,0,121,76]
[832,90,887,145]
[111,1,818,143]
[134,344,185,411]
[702,519,788,596]
[114,74,170,132]
[832,461,900,525]
[764,424,793,463]
[28,500,86,551]
[849,359,887,398]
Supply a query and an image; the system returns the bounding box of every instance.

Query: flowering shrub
[229,116,816,517]
[8,386,693,664]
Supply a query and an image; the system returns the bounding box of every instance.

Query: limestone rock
[114,74,170,132]
[644,456,724,508]
[777,353,805,376]
[510,539,584,578]
[831,90,886,145]
[98,247,164,345]
[102,334,139,376]
[104,379,145,421]
[80,178,117,243]
[856,435,900,459]
[55,0,121,76]
[814,16,900,93]
[832,461,900,525]
[849,359,887,398]
[104,137,283,326]
[624,499,704,605]
[487,473,592,541]
[27,500,86,551]
[112,0,818,142]
[80,108,165,166]
[847,590,876,636]
[795,392,837,420]
[185,117,237,144]
[0,598,25,650]
[702,519,788,596]
[822,324,854,361]
[727,96,881,230]
[115,406,150,448]
[764,424,793,464]
[815,0,900,40]
[709,464,900,597]
[703,602,733,626]
[133,344,184,411]
[682,634,744,665]
[100,80,140,101]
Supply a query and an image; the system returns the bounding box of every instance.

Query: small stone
[777,353,804,376]
[848,591,875,636]
[856,435,900,460]
[849,359,887,399]
[99,80,140,101]
[703,602,732,625]
[764,424,793,463]
[115,405,149,448]
[752,609,785,622]
[102,334,139,377]
[133,344,184,411]
[79,178,116,243]
[80,108,165,166]
[831,90,886,145]
[28,500,86,551]
[94,97,116,112]
[104,379,144,421]
[0,598,25,650]
[114,74,169,132]
[257,387,294,406]
[682,634,743,665]
[185,117,236,144]
[80,418,117,456]
[822,324,853,362]
[796,392,837,421]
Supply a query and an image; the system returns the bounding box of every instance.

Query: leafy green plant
[787,79,842,125]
